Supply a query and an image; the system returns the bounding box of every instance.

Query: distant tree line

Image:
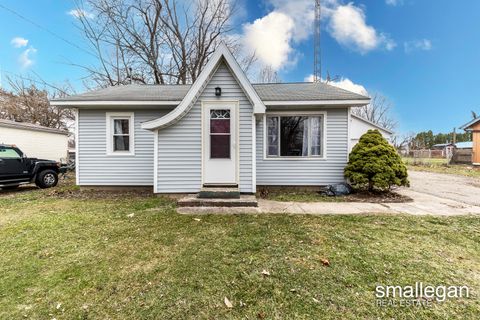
[410,130,472,150]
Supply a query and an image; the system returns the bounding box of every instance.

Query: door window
[210,109,231,159]
[0,148,21,159]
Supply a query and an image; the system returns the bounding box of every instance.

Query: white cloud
[241,0,394,71]
[18,47,37,69]
[11,37,28,48]
[67,9,94,19]
[267,0,315,41]
[242,11,295,70]
[404,39,432,53]
[304,74,368,96]
[327,3,396,53]
[386,0,404,6]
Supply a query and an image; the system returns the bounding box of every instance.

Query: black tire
[1,185,19,190]
[36,170,59,189]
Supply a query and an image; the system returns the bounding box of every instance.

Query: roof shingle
[53,82,369,103]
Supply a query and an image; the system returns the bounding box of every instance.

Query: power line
[0,3,96,59]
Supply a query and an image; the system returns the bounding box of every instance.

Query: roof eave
[50,100,182,107]
[263,99,370,106]
[459,118,480,131]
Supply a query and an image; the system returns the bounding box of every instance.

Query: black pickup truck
[0,144,65,190]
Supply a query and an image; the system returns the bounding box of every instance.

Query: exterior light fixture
[215,87,222,96]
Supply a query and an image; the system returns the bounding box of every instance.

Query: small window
[0,148,22,159]
[210,109,231,159]
[107,113,134,155]
[266,115,324,158]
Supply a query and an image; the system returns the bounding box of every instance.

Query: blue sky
[0,0,479,135]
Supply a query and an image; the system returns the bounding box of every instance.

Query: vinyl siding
[256,108,348,185]
[156,61,254,193]
[78,109,168,185]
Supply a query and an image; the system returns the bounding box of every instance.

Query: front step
[177,195,258,207]
[198,187,240,199]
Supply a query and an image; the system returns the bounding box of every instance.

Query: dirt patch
[45,187,155,200]
[344,191,412,203]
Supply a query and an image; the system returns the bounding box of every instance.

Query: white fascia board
[141,42,265,131]
[459,118,480,130]
[351,114,394,134]
[263,99,370,106]
[51,100,181,107]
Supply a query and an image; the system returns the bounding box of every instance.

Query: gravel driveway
[400,170,480,207]
[252,170,480,216]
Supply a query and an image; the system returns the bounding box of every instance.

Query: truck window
[0,148,22,159]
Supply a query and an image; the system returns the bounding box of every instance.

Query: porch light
[215,87,222,96]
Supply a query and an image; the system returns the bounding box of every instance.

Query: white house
[52,43,370,193]
[349,114,393,151]
[0,119,69,161]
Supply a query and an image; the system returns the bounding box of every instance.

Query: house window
[107,112,134,155]
[266,115,324,158]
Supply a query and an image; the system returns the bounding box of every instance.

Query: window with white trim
[107,113,134,155]
[266,115,324,157]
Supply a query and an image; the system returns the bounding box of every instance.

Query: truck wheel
[36,170,58,189]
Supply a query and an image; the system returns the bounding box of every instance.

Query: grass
[403,157,480,178]
[1,183,479,319]
[262,191,347,202]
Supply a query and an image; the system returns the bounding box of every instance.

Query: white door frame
[201,100,240,186]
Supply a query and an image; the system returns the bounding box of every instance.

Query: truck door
[0,147,29,182]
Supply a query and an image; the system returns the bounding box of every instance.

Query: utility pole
[314,0,321,82]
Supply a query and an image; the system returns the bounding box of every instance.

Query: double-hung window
[106,112,134,155]
[266,114,325,158]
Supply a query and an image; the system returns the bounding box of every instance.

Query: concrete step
[177,206,261,214]
[198,187,240,199]
[177,195,258,207]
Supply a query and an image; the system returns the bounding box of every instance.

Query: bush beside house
[345,129,409,192]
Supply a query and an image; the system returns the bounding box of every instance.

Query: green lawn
[403,157,480,178]
[1,184,479,319]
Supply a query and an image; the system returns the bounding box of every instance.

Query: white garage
[0,119,69,161]
[350,114,393,151]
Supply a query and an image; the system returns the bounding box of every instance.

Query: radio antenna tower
[314,0,322,82]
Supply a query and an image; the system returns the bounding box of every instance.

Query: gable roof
[52,82,369,105]
[0,119,69,135]
[459,117,480,131]
[351,114,394,135]
[141,43,265,130]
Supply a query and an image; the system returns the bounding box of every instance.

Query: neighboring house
[460,118,480,165]
[432,143,455,157]
[52,43,370,193]
[349,114,393,151]
[0,119,69,161]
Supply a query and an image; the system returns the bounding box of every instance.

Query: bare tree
[73,0,252,87]
[352,93,397,130]
[391,132,415,153]
[0,77,74,130]
[256,65,281,83]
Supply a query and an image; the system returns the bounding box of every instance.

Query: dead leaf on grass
[224,297,233,308]
[320,258,330,267]
[193,218,201,222]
